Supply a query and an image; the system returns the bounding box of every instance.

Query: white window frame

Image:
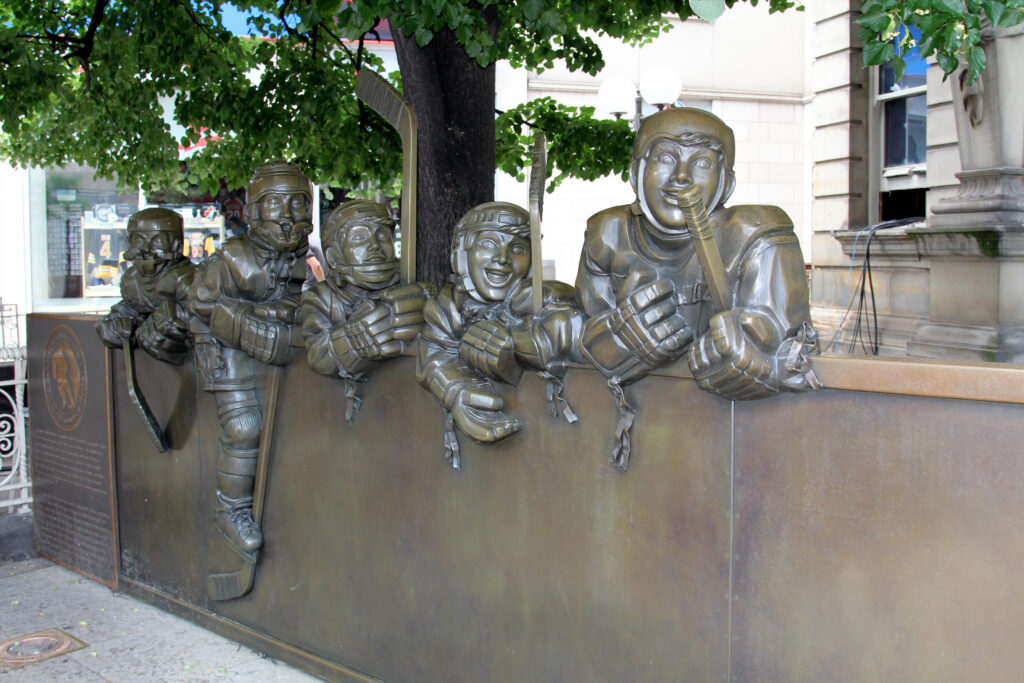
[868,66,929,224]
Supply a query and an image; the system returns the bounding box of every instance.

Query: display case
[81,205,224,298]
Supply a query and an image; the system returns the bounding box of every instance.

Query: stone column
[808,1,870,335]
[908,23,1024,362]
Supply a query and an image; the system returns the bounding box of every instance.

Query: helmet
[321,200,394,247]
[321,200,399,290]
[450,202,530,302]
[127,207,184,237]
[451,202,530,254]
[630,107,737,225]
[632,108,735,171]
[124,208,185,276]
[244,161,313,218]
[243,161,314,253]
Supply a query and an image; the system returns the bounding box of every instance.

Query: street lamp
[597,66,683,129]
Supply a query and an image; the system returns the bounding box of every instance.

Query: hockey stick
[529,132,546,314]
[122,339,169,453]
[355,69,418,284]
[527,133,577,424]
[677,186,729,313]
[207,363,283,601]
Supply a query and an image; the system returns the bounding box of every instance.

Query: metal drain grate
[0,628,87,669]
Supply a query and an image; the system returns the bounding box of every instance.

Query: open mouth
[660,187,687,205]
[484,266,513,286]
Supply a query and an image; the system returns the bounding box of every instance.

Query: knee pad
[220,406,262,450]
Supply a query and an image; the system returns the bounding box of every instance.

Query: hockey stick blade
[123,339,169,452]
[207,539,258,601]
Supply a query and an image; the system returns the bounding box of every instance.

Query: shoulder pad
[217,235,250,261]
[713,205,799,274]
[583,205,632,266]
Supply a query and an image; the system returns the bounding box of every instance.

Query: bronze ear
[628,157,641,193]
[719,170,737,207]
[324,245,340,270]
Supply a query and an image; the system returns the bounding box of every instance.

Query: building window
[883,94,926,167]
[872,26,928,222]
[32,165,228,310]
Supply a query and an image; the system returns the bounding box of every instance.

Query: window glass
[45,167,137,300]
[40,166,226,305]
[884,94,927,167]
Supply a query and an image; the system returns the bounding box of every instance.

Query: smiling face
[327,220,399,290]
[465,229,531,302]
[640,139,722,232]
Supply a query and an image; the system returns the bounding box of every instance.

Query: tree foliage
[0,0,800,196]
[4,0,1019,198]
[496,97,633,191]
[858,0,1024,85]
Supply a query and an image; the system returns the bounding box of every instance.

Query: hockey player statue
[299,199,434,421]
[187,161,313,599]
[575,107,820,470]
[96,207,193,365]
[417,201,583,469]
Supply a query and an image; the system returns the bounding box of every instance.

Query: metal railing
[0,300,30,513]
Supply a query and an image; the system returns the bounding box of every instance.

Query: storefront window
[36,165,227,308]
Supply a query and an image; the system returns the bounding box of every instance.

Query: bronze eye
[657,152,675,164]
[479,238,497,249]
[511,243,527,255]
[693,157,713,170]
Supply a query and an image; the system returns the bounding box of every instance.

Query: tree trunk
[391,7,497,286]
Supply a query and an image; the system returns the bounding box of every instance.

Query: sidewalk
[0,557,321,682]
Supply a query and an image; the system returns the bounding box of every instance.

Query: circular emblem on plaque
[42,324,88,431]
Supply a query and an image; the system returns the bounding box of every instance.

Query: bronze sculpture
[417,201,583,469]
[96,208,194,451]
[299,200,434,420]
[187,161,313,599]
[95,208,193,365]
[575,108,819,469]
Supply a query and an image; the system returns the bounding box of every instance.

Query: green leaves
[5,0,1022,201]
[862,39,895,66]
[932,0,965,14]
[857,0,1024,86]
[496,98,634,190]
[966,44,986,75]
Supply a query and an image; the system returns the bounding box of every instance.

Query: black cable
[844,217,923,356]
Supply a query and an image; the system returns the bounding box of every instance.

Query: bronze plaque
[28,314,118,587]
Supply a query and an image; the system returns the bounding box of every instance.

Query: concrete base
[908,322,1024,363]
[0,512,35,563]
[811,305,924,358]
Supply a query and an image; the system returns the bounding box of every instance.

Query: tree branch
[68,0,110,93]
[175,0,225,44]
